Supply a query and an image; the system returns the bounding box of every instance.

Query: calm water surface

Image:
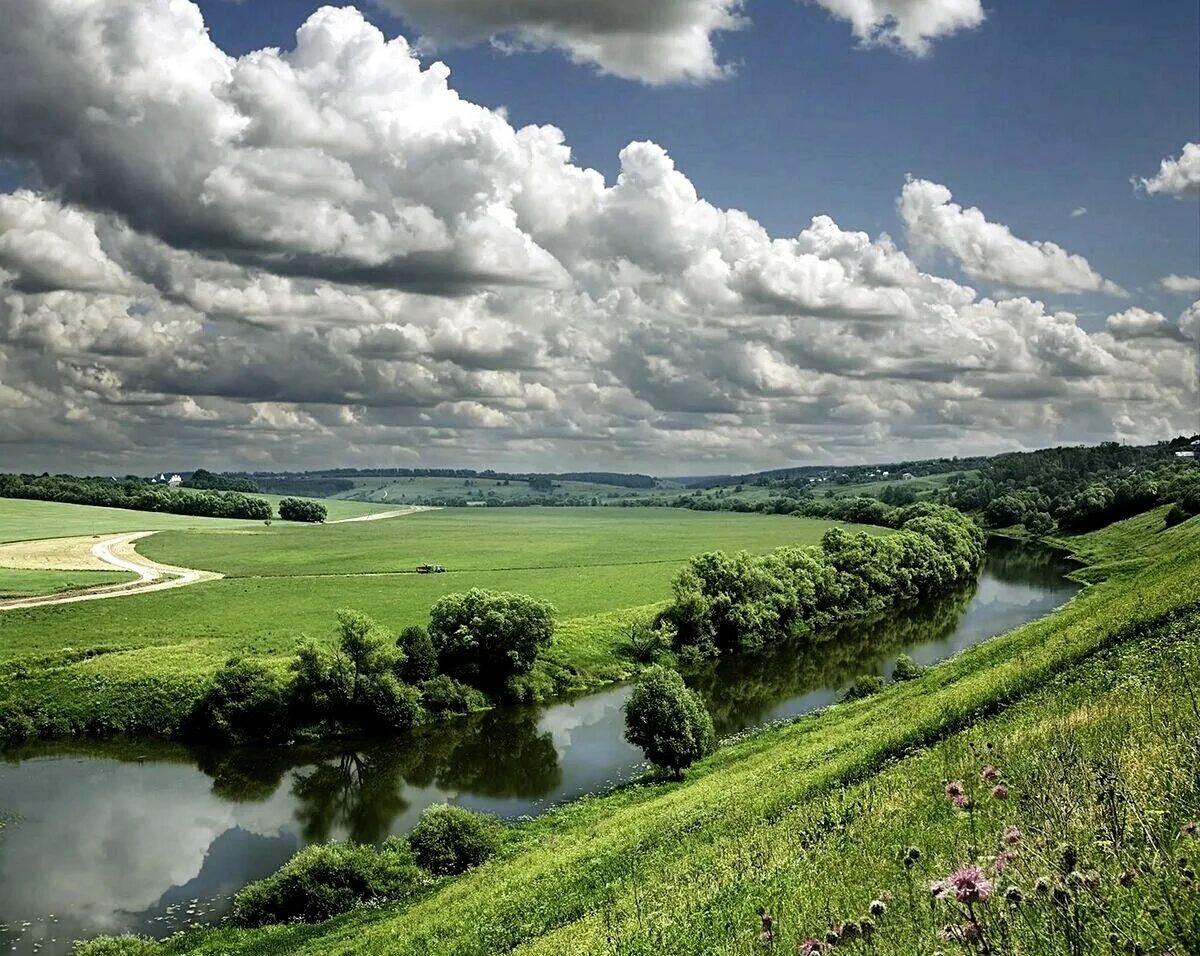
[0,541,1079,954]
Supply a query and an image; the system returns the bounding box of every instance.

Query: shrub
[187,658,290,744]
[396,625,438,684]
[231,841,426,926]
[840,673,885,701]
[420,674,485,715]
[361,674,423,731]
[627,616,668,663]
[1165,503,1190,528]
[407,804,503,876]
[278,497,328,523]
[429,589,555,695]
[624,665,715,777]
[73,936,161,956]
[890,654,927,682]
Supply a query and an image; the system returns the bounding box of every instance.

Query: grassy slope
[103,509,1200,956]
[0,509,871,733]
[0,568,136,599]
[0,496,391,545]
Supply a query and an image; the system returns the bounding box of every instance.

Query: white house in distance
[152,472,185,486]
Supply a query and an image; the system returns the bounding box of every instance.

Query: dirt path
[325,505,440,524]
[0,506,434,610]
[0,532,224,611]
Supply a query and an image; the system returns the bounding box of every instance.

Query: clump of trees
[183,469,259,493]
[185,593,557,745]
[657,505,985,662]
[624,665,715,777]
[278,497,328,522]
[429,589,556,696]
[0,472,272,520]
[231,840,428,926]
[406,804,502,875]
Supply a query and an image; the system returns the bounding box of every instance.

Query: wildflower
[904,846,922,867]
[1001,825,1022,845]
[981,766,1001,783]
[797,940,824,955]
[869,898,887,917]
[824,925,841,945]
[993,850,1017,874]
[759,909,774,932]
[1003,885,1024,905]
[1034,876,1051,895]
[858,918,876,938]
[759,931,775,946]
[953,793,973,809]
[945,781,965,799]
[939,865,993,904]
[1059,843,1078,872]
[930,879,949,898]
[1182,821,1199,838]
[991,784,1009,800]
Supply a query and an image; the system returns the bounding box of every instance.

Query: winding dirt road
[0,532,224,611]
[0,506,437,611]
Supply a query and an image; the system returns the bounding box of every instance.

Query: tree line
[0,473,329,523]
[657,504,986,662]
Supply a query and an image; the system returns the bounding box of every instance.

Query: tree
[407,804,502,875]
[187,658,290,744]
[278,497,327,522]
[428,589,555,695]
[396,624,438,684]
[623,666,715,777]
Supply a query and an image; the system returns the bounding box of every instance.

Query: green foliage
[429,589,556,695]
[278,497,328,523]
[419,675,485,715]
[890,653,927,681]
[230,841,427,926]
[624,665,716,776]
[396,625,438,684]
[73,936,161,956]
[184,469,260,493]
[839,673,885,701]
[187,657,290,744]
[1165,503,1190,527]
[0,471,271,520]
[407,804,503,876]
[664,506,985,660]
[626,616,669,664]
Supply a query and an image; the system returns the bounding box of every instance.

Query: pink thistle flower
[991,784,1009,800]
[953,793,973,809]
[993,850,1017,874]
[797,939,824,955]
[944,865,993,904]
[945,781,965,799]
[981,766,1001,783]
[1001,825,1022,845]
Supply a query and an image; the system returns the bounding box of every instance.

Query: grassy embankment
[0,507,875,736]
[81,508,1200,956]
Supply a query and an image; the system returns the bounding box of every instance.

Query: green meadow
[0,506,876,734]
[79,508,1200,956]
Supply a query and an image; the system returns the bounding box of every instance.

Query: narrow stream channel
[0,540,1079,955]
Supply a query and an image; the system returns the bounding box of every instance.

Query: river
[0,540,1079,954]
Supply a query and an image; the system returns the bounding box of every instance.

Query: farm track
[0,532,224,611]
[0,508,433,610]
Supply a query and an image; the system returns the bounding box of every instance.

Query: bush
[1165,503,1190,528]
[73,937,161,956]
[624,665,715,777]
[420,675,485,715]
[396,625,438,684]
[362,673,423,731]
[840,673,885,701]
[187,658,290,744]
[890,654,928,682]
[407,804,502,876]
[278,497,328,523]
[627,616,669,663]
[429,589,555,695]
[231,841,426,926]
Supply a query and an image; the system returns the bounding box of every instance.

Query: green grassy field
[79,510,1200,956]
[0,496,393,544]
[0,507,876,734]
[0,568,136,599]
[332,475,673,504]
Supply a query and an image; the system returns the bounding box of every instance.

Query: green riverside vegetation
[74,507,1200,955]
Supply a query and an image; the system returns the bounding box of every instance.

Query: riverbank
[72,509,1200,954]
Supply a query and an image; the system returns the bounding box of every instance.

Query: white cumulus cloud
[898,178,1127,296]
[806,0,985,56]
[1136,143,1200,199]
[1159,274,1200,295]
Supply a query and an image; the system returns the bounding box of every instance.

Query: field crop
[0,507,871,734]
[77,510,1200,956]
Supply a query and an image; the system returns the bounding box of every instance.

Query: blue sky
[0,0,1196,473]
[194,0,1200,327]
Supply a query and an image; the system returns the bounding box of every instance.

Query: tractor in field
[416,564,446,573]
